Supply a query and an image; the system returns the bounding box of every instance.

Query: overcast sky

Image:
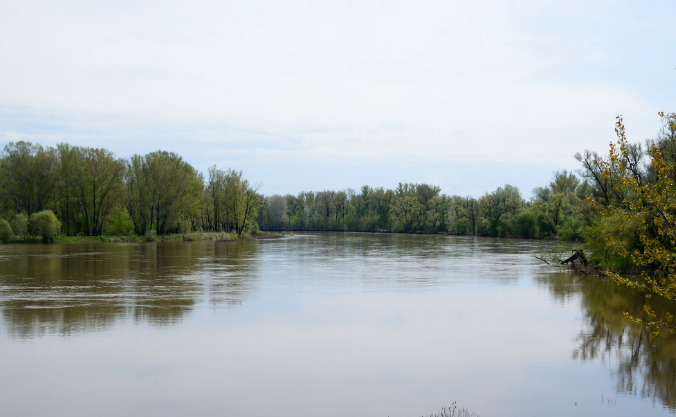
[1,0,674,197]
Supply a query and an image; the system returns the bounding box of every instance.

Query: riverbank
[3,231,286,244]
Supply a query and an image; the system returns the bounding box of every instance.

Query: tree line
[1,114,675,249]
[0,142,262,239]
[256,172,589,240]
[254,115,676,250]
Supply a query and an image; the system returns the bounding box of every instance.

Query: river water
[0,233,674,416]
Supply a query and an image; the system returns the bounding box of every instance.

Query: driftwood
[534,256,550,265]
[536,249,609,279]
[559,249,587,266]
[559,249,610,278]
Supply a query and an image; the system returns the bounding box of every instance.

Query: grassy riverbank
[4,231,285,244]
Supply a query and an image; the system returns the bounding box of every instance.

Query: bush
[10,213,28,240]
[29,210,61,243]
[104,207,134,235]
[178,215,192,237]
[144,230,157,242]
[557,217,583,241]
[0,219,13,243]
[515,209,539,238]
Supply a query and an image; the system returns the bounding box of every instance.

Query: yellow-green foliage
[144,230,157,242]
[0,219,12,243]
[10,213,27,239]
[104,206,134,235]
[592,113,676,336]
[29,210,61,243]
[582,213,644,270]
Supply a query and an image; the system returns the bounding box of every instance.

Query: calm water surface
[0,233,674,416]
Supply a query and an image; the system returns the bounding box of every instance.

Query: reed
[420,403,479,417]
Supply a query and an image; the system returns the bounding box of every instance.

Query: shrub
[29,210,61,243]
[144,230,157,242]
[515,209,539,238]
[0,219,13,243]
[104,207,134,235]
[178,215,192,238]
[10,213,28,240]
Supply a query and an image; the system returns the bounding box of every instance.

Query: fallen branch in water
[534,256,550,265]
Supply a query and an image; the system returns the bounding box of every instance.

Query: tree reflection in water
[0,241,259,338]
[539,272,676,411]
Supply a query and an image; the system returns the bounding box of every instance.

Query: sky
[0,0,675,198]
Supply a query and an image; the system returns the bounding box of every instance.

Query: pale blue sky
[1,0,674,197]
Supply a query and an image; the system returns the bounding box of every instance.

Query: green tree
[477,185,523,236]
[225,170,262,236]
[126,151,203,234]
[9,213,28,240]
[56,143,78,236]
[390,195,423,232]
[30,210,61,243]
[531,170,584,239]
[592,113,676,336]
[178,214,192,239]
[72,147,125,236]
[104,206,134,235]
[0,142,58,215]
[0,219,12,243]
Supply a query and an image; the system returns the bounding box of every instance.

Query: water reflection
[0,241,259,338]
[0,234,557,339]
[538,272,676,411]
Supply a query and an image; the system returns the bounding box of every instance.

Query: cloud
[0,0,674,196]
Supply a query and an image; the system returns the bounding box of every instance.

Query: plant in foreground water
[420,402,480,417]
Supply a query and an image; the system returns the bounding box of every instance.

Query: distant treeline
[257,178,587,239]
[255,114,676,255]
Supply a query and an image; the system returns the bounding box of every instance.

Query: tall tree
[0,142,58,216]
[71,147,125,236]
[125,151,202,234]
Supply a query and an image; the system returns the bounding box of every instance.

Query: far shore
[2,230,286,244]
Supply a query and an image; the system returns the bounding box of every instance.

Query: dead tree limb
[534,256,550,265]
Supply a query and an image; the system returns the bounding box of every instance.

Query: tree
[125,151,203,234]
[0,219,12,243]
[56,143,78,236]
[0,142,58,215]
[9,213,28,240]
[224,170,262,236]
[593,113,676,336]
[390,195,423,232]
[178,214,192,239]
[30,210,61,243]
[476,185,523,236]
[71,147,125,236]
[264,195,289,229]
[531,170,584,238]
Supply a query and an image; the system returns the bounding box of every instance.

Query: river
[0,233,673,416]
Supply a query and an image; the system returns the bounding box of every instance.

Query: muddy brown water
[0,233,674,416]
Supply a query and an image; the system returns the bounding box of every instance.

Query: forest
[0,145,261,241]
